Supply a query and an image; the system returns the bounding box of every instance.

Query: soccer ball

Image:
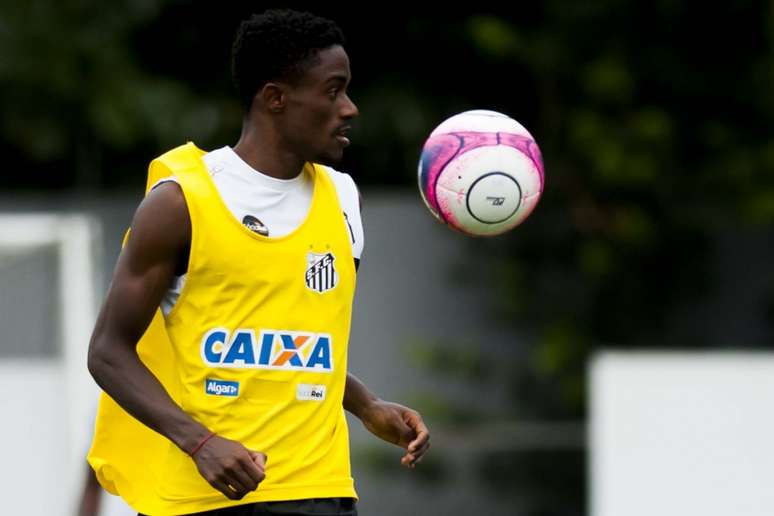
[417,109,544,237]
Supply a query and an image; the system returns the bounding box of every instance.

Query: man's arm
[344,373,430,467]
[343,186,429,466]
[87,182,265,500]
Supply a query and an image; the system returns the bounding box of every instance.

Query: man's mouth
[335,126,351,147]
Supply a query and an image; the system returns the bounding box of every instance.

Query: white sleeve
[325,167,364,260]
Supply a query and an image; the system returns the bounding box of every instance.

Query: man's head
[232,9,358,165]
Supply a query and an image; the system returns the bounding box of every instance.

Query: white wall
[591,352,774,516]
[0,215,99,513]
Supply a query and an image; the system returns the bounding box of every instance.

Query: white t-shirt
[155,146,364,315]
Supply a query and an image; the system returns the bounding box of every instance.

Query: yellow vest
[88,143,357,515]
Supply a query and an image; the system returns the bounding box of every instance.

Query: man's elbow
[87,336,116,385]
[87,339,104,380]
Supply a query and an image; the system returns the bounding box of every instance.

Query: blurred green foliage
[473,0,774,422]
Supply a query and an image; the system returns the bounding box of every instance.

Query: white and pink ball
[417,110,544,237]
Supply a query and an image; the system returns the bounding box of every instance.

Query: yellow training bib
[88,143,357,515]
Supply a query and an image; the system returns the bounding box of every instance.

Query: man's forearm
[343,372,379,419]
[88,338,209,454]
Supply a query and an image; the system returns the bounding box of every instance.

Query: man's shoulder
[146,143,208,193]
[127,178,190,265]
[152,142,207,169]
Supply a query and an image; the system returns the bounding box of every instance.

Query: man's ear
[261,82,286,113]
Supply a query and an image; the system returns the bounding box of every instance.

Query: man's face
[280,45,359,165]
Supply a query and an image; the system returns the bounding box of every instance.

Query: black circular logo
[242,215,269,236]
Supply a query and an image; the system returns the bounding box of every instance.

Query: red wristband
[189,431,216,457]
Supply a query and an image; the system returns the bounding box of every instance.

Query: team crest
[305,251,337,293]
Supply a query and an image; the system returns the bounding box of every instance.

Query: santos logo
[201,328,333,372]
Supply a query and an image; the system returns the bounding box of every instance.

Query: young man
[87,9,429,516]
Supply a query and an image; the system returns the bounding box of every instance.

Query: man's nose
[341,93,359,119]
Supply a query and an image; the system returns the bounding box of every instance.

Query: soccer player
[87,9,429,516]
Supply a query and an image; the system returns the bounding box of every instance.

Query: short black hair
[231,9,346,111]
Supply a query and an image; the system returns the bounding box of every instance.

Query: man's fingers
[398,424,416,447]
[401,435,430,467]
[406,414,429,439]
[210,479,244,500]
[192,438,267,498]
[402,411,429,442]
[408,429,429,451]
[249,450,268,467]
[400,452,424,468]
[410,439,431,460]
[223,471,250,496]
[230,463,259,492]
[241,454,266,485]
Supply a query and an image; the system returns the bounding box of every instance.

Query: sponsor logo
[205,378,239,397]
[305,252,337,293]
[486,196,506,206]
[242,215,269,236]
[201,329,333,372]
[296,384,326,401]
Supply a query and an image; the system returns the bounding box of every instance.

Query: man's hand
[359,400,430,468]
[192,435,267,500]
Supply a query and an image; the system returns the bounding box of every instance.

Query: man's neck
[233,126,305,180]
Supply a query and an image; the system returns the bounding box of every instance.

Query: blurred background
[1,1,773,515]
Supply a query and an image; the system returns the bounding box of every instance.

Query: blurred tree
[0,0,239,189]
[397,2,773,514]
[465,0,774,421]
